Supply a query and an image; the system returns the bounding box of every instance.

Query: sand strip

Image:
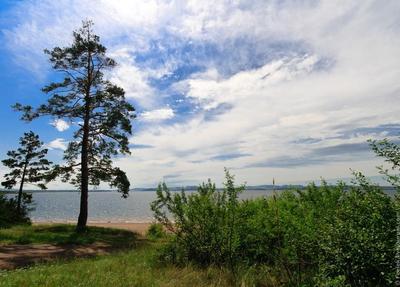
[32,221,153,236]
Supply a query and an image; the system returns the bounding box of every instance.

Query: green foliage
[369,137,400,287]
[152,171,397,286]
[232,182,345,285]
[13,20,135,230]
[14,21,135,196]
[369,138,400,190]
[146,223,166,240]
[0,224,137,247]
[151,169,244,270]
[0,193,30,228]
[1,131,51,190]
[318,172,396,286]
[0,242,235,287]
[1,131,51,214]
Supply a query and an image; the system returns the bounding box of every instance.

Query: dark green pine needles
[2,131,52,213]
[14,20,136,231]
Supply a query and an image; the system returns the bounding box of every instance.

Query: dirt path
[0,222,152,270]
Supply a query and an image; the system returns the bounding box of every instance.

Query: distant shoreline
[1,185,397,193]
[0,185,304,193]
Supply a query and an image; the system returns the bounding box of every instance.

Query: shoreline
[32,221,153,235]
[32,219,154,224]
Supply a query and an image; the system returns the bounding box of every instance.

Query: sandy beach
[88,222,152,235]
[33,221,153,236]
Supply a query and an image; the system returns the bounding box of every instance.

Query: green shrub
[146,223,166,240]
[0,192,31,228]
[317,172,396,286]
[151,171,397,286]
[151,169,244,271]
[235,182,344,284]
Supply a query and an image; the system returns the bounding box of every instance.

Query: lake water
[10,190,272,223]
[7,187,396,222]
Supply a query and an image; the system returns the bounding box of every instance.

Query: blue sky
[0,0,399,188]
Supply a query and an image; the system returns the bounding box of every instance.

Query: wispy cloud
[210,153,252,161]
[247,142,371,168]
[129,144,154,149]
[2,0,400,187]
[46,138,68,151]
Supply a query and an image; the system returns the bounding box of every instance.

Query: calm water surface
[14,190,272,222]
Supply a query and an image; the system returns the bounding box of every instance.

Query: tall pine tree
[14,21,135,232]
[2,131,52,214]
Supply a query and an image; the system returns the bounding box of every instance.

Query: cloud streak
[2,0,400,187]
[46,138,68,151]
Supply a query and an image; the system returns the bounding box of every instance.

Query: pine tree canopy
[2,131,51,190]
[14,20,135,197]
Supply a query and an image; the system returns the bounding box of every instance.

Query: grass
[0,224,138,247]
[0,224,281,286]
[0,241,236,287]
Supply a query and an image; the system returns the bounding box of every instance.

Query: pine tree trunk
[76,38,92,233]
[17,163,28,214]
[76,103,90,232]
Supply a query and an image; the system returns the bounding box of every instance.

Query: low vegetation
[1,173,396,287]
[0,174,397,286]
[0,224,137,247]
[0,242,234,287]
[0,193,30,228]
[151,171,397,286]
[146,223,167,241]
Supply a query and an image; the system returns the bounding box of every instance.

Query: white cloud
[46,138,68,151]
[181,55,319,110]
[3,1,400,186]
[141,108,174,121]
[108,61,155,108]
[50,119,70,132]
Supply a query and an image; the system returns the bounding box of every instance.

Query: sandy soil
[87,222,152,236]
[32,221,152,236]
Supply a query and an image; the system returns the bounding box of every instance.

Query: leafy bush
[0,192,31,228]
[146,223,166,240]
[318,173,396,286]
[151,169,244,271]
[234,182,344,285]
[151,171,396,286]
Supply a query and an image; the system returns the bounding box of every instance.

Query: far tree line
[1,20,135,232]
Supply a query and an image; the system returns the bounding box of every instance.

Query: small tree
[1,131,52,214]
[0,192,31,227]
[369,138,400,190]
[151,169,244,269]
[14,20,135,232]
